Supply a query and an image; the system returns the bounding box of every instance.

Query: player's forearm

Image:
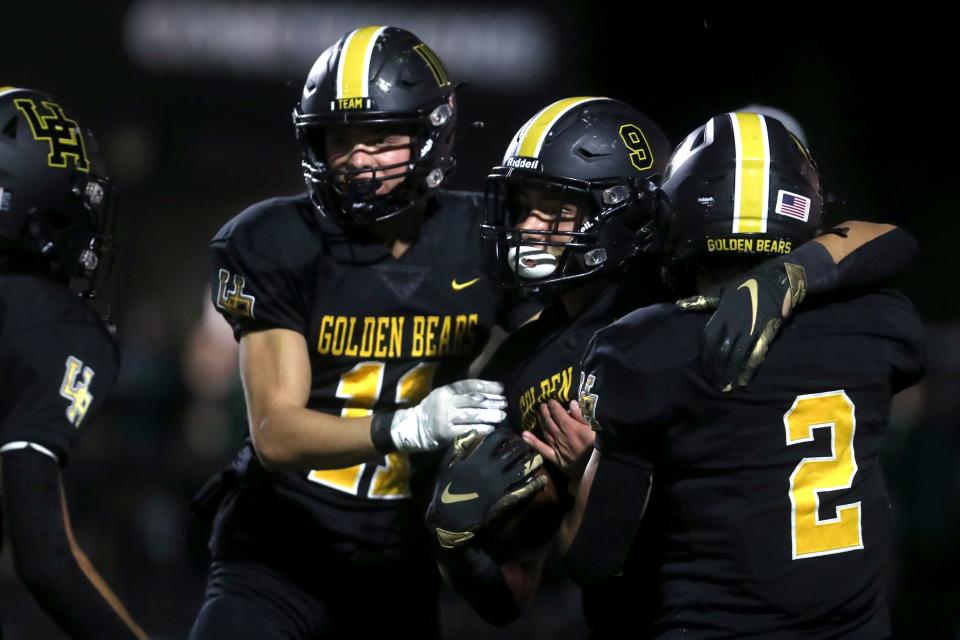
[563,448,652,586]
[69,545,148,639]
[821,222,916,292]
[813,220,897,264]
[790,221,916,295]
[559,448,598,555]
[251,404,377,471]
[437,547,524,625]
[17,549,146,640]
[60,493,147,639]
[3,451,146,640]
[501,554,546,610]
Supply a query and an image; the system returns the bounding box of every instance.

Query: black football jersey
[0,274,119,464]
[482,277,659,436]
[481,274,666,634]
[579,290,926,638]
[206,191,535,563]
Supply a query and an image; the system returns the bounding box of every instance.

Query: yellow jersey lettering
[317,315,334,354]
[390,317,404,358]
[411,316,425,358]
[438,316,452,356]
[453,315,467,354]
[425,316,440,357]
[344,317,359,357]
[357,317,375,358]
[463,314,479,353]
[374,317,389,358]
[331,316,349,356]
[560,366,573,403]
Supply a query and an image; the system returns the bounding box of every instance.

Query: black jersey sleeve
[3,448,143,639]
[831,226,918,293]
[577,307,681,443]
[565,438,654,586]
[0,321,119,463]
[210,238,306,338]
[208,199,314,339]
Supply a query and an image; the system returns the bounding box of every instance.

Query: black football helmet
[293,26,457,227]
[0,87,116,297]
[481,97,671,300]
[657,112,822,289]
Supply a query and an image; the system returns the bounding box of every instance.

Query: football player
[564,112,925,638]
[426,99,919,635]
[427,97,673,630]
[189,27,532,639]
[0,87,146,639]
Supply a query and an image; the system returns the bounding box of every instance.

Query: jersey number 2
[307,362,438,499]
[784,390,863,559]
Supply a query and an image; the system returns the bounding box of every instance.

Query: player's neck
[388,238,412,259]
[560,278,610,318]
[366,203,427,258]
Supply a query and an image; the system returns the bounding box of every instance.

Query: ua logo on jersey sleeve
[578,371,601,430]
[216,268,256,319]
[60,356,94,427]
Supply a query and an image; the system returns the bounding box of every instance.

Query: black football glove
[677,259,808,392]
[425,428,547,550]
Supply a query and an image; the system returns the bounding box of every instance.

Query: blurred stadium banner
[124,1,558,88]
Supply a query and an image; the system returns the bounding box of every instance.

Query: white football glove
[390,379,507,452]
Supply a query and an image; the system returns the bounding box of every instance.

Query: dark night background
[0,5,955,638]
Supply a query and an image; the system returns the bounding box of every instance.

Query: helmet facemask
[483,171,655,301]
[26,172,117,297]
[75,173,117,297]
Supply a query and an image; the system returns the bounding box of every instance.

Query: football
[482,460,566,562]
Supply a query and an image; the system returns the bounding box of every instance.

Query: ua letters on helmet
[0,87,117,297]
[293,26,457,226]
[658,112,823,281]
[481,97,672,301]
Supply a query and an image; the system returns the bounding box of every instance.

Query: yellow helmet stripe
[730,112,770,234]
[516,97,605,158]
[336,26,387,100]
[0,86,24,97]
[413,44,449,87]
